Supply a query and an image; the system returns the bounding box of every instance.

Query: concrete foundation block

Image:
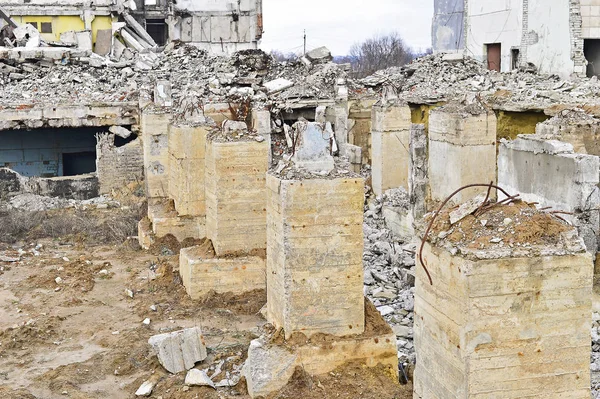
[141,109,171,198]
[148,200,205,242]
[179,245,266,299]
[428,108,497,203]
[414,242,593,399]
[205,139,269,256]
[138,217,155,250]
[243,301,398,398]
[371,104,412,196]
[266,174,365,338]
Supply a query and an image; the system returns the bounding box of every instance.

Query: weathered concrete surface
[498,135,600,258]
[168,123,209,217]
[147,199,205,242]
[428,107,497,203]
[266,174,365,338]
[205,139,268,256]
[371,104,412,196]
[536,112,600,156]
[409,124,428,220]
[96,134,144,195]
[348,98,376,165]
[137,217,155,250]
[414,242,593,399]
[243,302,398,398]
[291,122,335,173]
[141,108,171,198]
[0,167,99,200]
[179,245,265,299]
[148,327,207,374]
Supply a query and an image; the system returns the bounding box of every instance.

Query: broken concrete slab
[154,80,172,107]
[291,121,334,173]
[306,46,332,62]
[94,29,112,56]
[148,327,207,374]
[242,339,298,398]
[449,194,486,225]
[263,77,294,94]
[108,125,132,138]
[135,380,154,396]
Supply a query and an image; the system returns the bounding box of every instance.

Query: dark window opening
[511,48,520,70]
[26,22,38,30]
[40,22,52,34]
[486,43,501,72]
[114,132,137,147]
[62,152,96,176]
[584,39,600,78]
[146,19,167,46]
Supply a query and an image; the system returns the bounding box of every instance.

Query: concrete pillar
[415,235,593,398]
[205,137,269,256]
[334,103,349,146]
[265,173,365,338]
[428,105,497,203]
[168,122,208,217]
[348,99,376,165]
[141,107,171,199]
[371,103,412,196]
[252,109,272,163]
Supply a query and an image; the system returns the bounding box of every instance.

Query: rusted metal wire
[418,183,515,286]
[474,194,520,218]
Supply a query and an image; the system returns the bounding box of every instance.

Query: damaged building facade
[1,0,262,53]
[432,0,600,78]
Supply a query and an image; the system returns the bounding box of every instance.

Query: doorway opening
[486,43,501,72]
[584,39,600,78]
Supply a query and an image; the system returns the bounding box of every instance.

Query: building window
[146,19,168,46]
[27,22,38,30]
[40,22,52,34]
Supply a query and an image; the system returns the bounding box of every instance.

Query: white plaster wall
[175,0,257,13]
[526,0,574,77]
[466,0,523,72]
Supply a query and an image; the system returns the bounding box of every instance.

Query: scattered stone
[449,194,485,225]
[135,380,154,396]
[148,327,207,374]
[185,369,215,388]
[142,318,151,325]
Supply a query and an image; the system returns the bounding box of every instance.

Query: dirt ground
[0,237,411,399]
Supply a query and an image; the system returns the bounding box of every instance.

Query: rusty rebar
[418,183,515,286]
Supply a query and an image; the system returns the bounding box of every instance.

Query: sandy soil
[0,239,411,399]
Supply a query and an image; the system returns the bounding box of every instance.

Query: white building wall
[466,0,523,72]
[525,0,574,77]
[581,0,600,38]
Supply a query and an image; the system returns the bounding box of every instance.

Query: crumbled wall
[96,133,144,195]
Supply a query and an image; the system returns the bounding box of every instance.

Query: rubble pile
[362,189,416,366]
[3,193,120,212]
[359,53,600,110]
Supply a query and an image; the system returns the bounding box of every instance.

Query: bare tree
[270,50,298,63]
[348,32,415,77]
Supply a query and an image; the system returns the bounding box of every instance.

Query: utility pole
[303,29,306,55]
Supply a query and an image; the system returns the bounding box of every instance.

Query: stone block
[180,245,266,299]
[205,139,268,256]
[266,174,365,338]
[414,242,593,399]
[372,104,412,132]
[372,127,410,196]
[137,217,155,250]
[148,327,207,374]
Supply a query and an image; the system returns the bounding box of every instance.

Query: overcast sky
[259,0,434,56]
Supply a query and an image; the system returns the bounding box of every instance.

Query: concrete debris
[0,254,19,262]
[305,46,333,63]
[109,125,133,138]
[148,327,207,374]
[185,369,215,388]
[263,77,294,94]
[135,380,154,396]
[363,189,416,365]
[449,194,486,225]
[5,193,119,212]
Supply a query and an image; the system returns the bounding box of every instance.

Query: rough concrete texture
[348,98,376,165]
[409,124,428,221]
[137,217,155,250]
[168,123,209,217]
[179,245,266,299]
[291,121,335,173]
[148,327,207,374]
[141,109,171,198]
[428,107,497,203]
[266,174,365,338]
[243,304,398,398]
[536,110,600,156]
[498,135,600,258]
[414,241,593,399]
[147,199,205,242]
[371,103,412,196]
[205,139,268,256]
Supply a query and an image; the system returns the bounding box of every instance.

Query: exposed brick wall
[96,133,144,195]
[571,0,587,76]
